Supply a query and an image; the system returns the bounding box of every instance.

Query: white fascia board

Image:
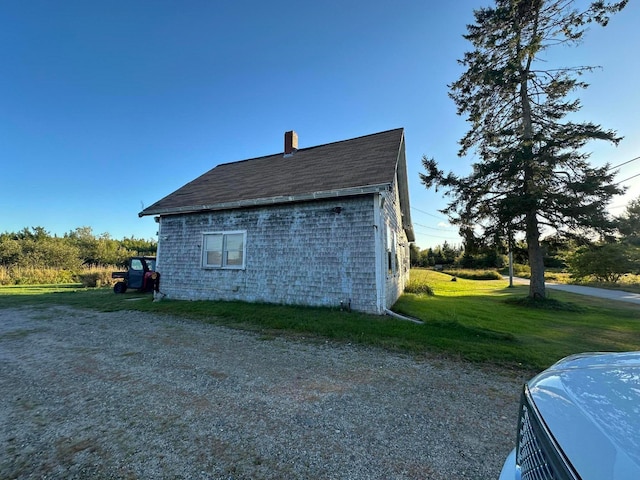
[395,135,415,242]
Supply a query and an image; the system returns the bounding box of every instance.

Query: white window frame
[202,230,246,270]
[386,224,396,275]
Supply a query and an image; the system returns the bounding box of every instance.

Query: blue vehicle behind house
[111,256,159,294]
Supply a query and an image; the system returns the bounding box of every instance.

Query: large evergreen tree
[421,0,627,299]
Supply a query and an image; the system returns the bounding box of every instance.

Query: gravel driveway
[1,306,524,479]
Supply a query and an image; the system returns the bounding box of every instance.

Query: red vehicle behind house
[111,256,159,294]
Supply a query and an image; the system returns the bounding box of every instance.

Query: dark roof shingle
[140,128,404,216]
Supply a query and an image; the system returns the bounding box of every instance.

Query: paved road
[505,276,640,305]
[546,283,640,305]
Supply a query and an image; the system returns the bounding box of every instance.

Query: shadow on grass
[503,296,586,312]
[424,318,517,342]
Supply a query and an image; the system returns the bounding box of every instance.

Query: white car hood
[528,352,640,480]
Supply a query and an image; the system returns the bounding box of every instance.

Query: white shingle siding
[156,196,388,313]
[381,174,410,308]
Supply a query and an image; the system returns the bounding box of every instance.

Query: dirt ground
[0,306,525,479]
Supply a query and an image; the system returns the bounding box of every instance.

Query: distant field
[1,269,639,371]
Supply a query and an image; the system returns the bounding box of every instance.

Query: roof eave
[395,132,415,243]
[139,183,392,217]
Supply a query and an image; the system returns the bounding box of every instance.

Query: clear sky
[1,0,638,249]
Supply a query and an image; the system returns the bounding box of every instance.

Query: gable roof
[139,128,414,241]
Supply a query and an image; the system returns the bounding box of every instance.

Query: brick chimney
[284,130,298,155]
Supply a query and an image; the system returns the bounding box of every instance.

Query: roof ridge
[214,127,404,168]
[296,127,404,153]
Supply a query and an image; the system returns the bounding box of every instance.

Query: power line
[609,156,640,171]
[616,172,640,185]
[411,206,448,221]
[413,229,461,241]
[413,221,453,232]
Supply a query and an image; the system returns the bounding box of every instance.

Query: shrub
[567,243,638,283]
[404,279,435,296]
[456,251,508,269]
[442,269,502,280]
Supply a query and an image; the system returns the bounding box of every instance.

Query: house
[139,128,415,314]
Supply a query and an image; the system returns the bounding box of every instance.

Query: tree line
[0,226,157,271]
[411,196,640,283]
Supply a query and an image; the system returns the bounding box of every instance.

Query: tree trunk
[517,10,545,299]
[526,210,546,299]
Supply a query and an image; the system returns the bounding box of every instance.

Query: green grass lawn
[394,270,640,370]
[1,270,638,372]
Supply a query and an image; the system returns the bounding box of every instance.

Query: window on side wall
[202,231,246,269]
[386,225,397,275]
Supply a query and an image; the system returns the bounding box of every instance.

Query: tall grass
[499,263,531,278]
[442,268,502,280]
[0,265,116,287]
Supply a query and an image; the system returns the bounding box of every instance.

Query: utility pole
[508,228,514,288]
[508,250,514,288]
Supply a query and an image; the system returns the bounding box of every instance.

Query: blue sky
[1,0,638,249]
